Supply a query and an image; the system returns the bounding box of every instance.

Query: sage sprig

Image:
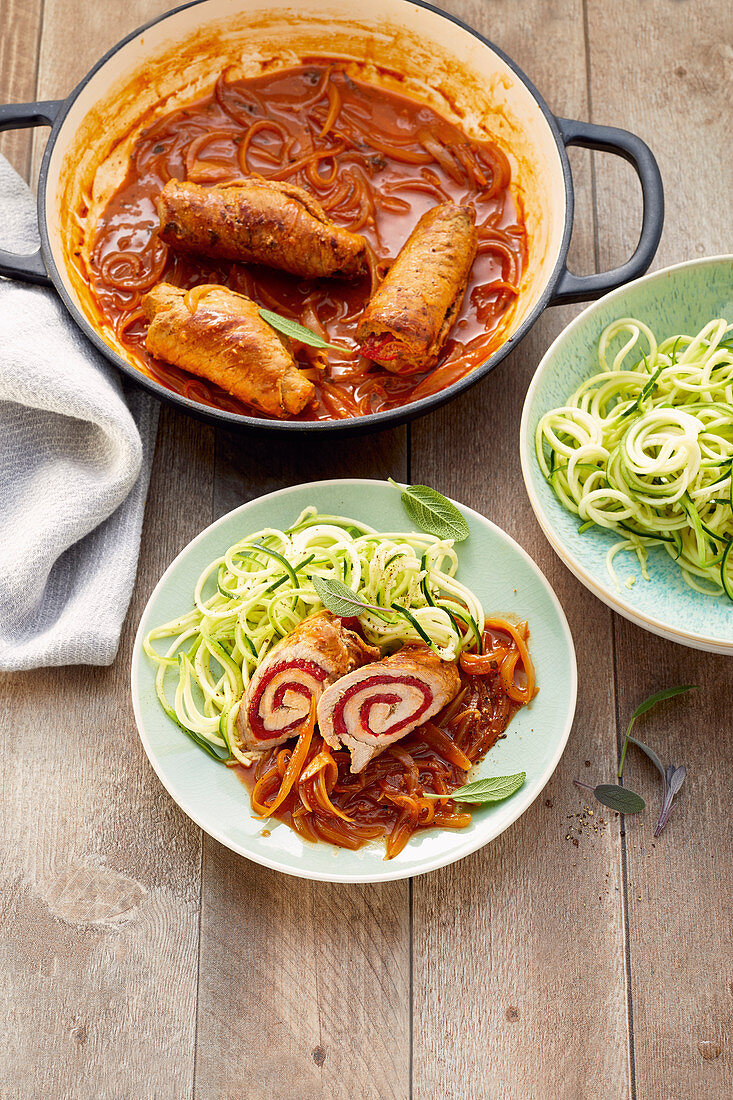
[576,684,696,834]
[617,684,696,836]
[388,479,469,542]
[313,576,445,652]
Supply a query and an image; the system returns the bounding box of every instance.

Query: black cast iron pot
[0,0,663,434]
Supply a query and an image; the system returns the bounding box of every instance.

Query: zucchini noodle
[535,317,733,599]
[144,507,485,760]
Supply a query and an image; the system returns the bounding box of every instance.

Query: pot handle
[550,117,664,305]
[0,100,63,286]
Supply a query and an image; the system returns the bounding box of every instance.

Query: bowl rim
[520,253,733,655]
[130,477,578,882]
[37,0,575,434]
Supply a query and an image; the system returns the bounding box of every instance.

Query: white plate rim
[130,478,578,882]
[520,254,733,657]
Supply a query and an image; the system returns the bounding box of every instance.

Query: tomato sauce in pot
[89,59,527,420]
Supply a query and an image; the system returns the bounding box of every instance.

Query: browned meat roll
[237,612,379,753]
[141,282,314,418]
[356,203,478,375]
[157,178,367,279]
[317,644,461,773]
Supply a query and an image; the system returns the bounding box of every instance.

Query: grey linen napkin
[0,156,159,670]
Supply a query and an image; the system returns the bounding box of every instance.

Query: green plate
[131,479,577,882]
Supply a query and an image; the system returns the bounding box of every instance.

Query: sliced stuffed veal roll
[237,611,378,752]
[317,643,461,773]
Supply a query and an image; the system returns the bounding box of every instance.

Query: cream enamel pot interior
[0,0,664,434]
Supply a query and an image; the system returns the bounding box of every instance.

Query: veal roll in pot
[157,178,367,280]
[141,283,316,417]
[357,204,479,374]
[0,0,664,433]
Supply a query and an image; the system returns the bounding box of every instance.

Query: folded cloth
[0,156,159,670]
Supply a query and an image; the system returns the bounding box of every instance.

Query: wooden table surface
[1,2,731,1097]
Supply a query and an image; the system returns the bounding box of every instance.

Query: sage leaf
[592,784,646,814]
[668,765,686,798]
[389,479,469,541]
[630,684,697,721]
[654,765,687,837]
[259,308,350,352]
[312,576,393,622]
[430,771,526,805]
[590,687,695,835]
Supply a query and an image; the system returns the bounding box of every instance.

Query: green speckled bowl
[131,479,577,882]
[521,256,733,655]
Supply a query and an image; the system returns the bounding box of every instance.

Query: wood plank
[0,407,212,1100]
[587,0,733,274]
[29,0,173,181]
[196,845,410,1100]
[193,429,412,1100]
[411,3,631,1097]
[586,1,733,1094]
[0,3,206,1097]
[211,426,406,505]
[611,633,733,1096]
[0,0,43,180]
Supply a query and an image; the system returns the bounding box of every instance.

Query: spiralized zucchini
[144,507,484,761]
[536,317,733,599]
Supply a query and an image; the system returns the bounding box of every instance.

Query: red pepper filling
[248,658,328,740]
[333,675,433,740]
[360,334,403,362]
